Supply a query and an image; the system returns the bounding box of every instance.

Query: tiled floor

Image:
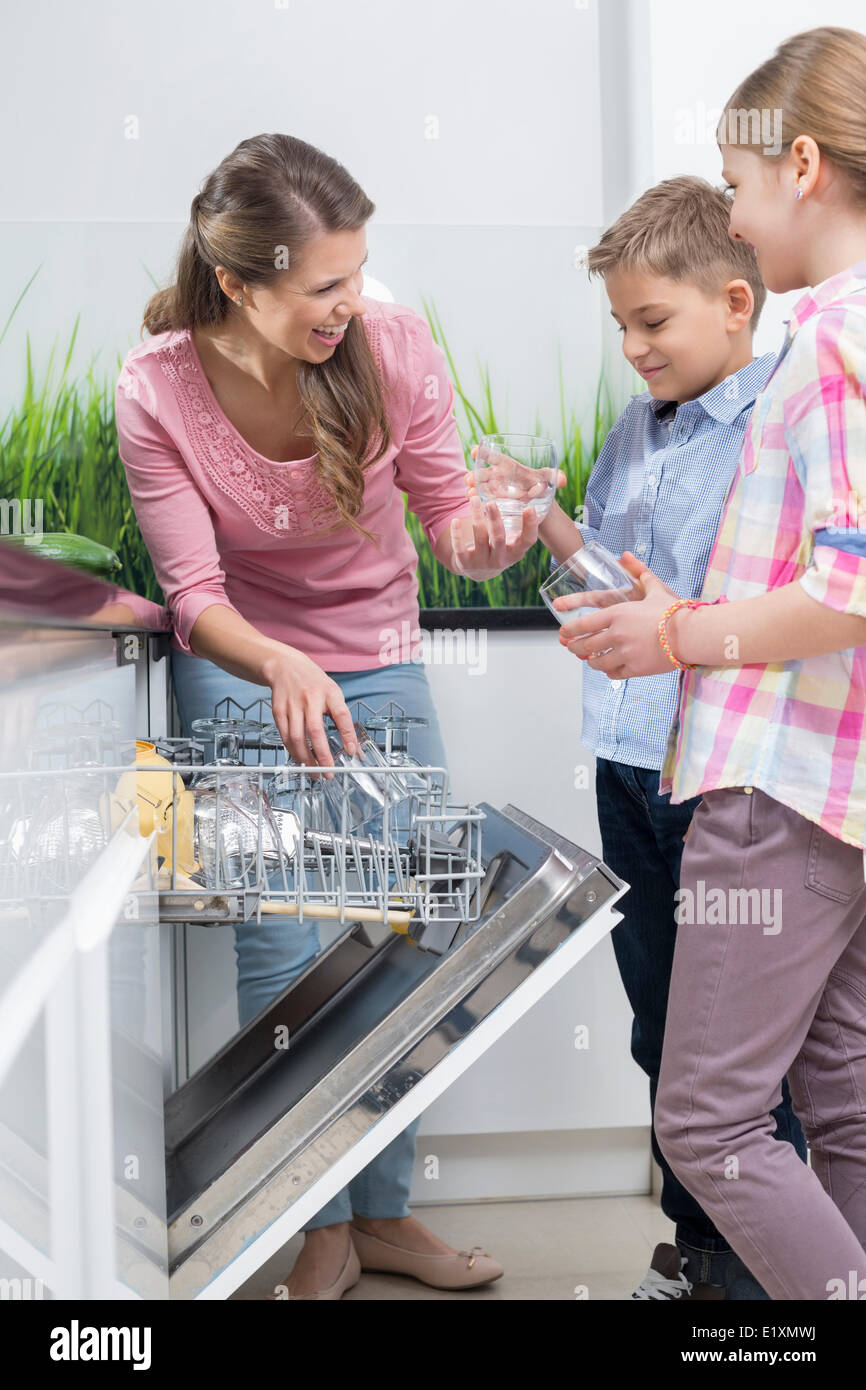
[231,1193,674,1301]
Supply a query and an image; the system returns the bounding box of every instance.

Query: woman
[115,132,537,1300]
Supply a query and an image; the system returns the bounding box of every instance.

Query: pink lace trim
[151,319,385,538]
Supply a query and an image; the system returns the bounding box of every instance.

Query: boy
[539,176,807,1300]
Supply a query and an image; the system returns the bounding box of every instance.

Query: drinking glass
[382,750,428,795]
[361,713,428,770]
[190,717,262,765]
[473,434,558,534]
[191,768,282,888]
[271,767,339,832]
[320,726,405,832]
[23,772,108,895]
[259,723,290,752]
[540,542,642,652]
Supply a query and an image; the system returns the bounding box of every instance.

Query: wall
[647,0,866,356]
[0,0,608,444]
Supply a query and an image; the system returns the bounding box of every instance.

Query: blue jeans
[595,756,808,1298]
[172,650,449,1230]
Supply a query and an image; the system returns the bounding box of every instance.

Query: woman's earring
[795,187,803,200]
[236,296,243,305]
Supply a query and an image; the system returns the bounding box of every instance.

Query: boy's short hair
[587,175,766,328]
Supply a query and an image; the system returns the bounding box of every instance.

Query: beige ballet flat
[349,1225,503,1290]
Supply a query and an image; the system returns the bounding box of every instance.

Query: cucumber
[3,531,123,577]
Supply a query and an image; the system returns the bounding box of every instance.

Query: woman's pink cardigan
[114,297,474,669]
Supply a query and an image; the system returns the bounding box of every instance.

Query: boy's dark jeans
[595,756,808,1299]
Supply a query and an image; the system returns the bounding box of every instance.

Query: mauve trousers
[654,785,866,1301]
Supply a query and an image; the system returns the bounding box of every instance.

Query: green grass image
[0,272,161,601]
[0,279,625,610]
[414,297,622,609]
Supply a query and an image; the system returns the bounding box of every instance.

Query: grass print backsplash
[0,286,622,612]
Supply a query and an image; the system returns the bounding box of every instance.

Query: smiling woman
[121,132,540,757]
[141,134,389,537]
[113,130,528,1302]
[186,230,373,469]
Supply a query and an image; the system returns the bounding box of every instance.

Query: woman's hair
[142,133,391,538]
[586,176,767,326]
[720,26,866,206]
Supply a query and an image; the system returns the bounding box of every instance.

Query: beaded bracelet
[657,599,702,670]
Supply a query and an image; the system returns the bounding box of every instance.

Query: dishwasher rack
[0,695,485,952]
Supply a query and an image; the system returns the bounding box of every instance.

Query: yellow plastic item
[101,740,198,876]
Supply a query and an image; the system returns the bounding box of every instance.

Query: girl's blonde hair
[143,133,391,540]
[721,26,866,205]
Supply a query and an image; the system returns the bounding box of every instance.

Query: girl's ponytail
[722,26,866,206]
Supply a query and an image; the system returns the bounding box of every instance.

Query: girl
[115,132,527,1299]
[560,26,866,1300]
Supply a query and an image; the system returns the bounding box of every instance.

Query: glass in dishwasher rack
[0,696,484,941]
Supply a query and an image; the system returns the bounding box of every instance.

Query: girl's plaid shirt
[662,261,866,849]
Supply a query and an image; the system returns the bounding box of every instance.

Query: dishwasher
[1,626,629,1300]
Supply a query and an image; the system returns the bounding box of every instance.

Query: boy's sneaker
[629,1243,725,1300]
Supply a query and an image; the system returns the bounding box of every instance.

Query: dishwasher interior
[1,649,629,1300]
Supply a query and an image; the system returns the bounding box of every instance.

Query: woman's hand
[187,608,357,769]
[466,448,569,500]
[557,552,685,678]
[261,646,357,768]
[443,493,540,580]
[468,447,563,505]
[439,447,568,581]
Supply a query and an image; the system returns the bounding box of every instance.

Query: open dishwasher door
[165,802,627,1299]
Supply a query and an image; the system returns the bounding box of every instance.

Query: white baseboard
[408,1126,653,1205]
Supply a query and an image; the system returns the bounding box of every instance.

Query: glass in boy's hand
[473,433,558,535]
[540,541,643,651]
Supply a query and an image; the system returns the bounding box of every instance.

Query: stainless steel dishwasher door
[164,803,627,1299]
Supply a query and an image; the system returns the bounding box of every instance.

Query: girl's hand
[262,647,357,769]
[558,554,684,678]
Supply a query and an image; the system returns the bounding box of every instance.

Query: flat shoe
[350,1225,503,1289]
[274,1239,361,1300]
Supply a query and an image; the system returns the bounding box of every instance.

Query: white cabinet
[0,629,170,1300]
